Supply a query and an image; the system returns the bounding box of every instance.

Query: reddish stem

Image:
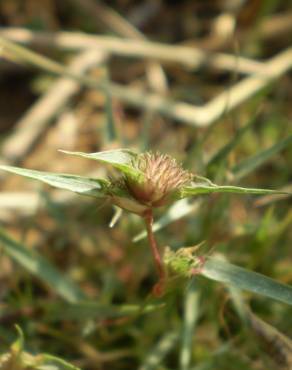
[144,210,165,282]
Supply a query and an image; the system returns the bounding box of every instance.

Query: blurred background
[0,1,291,369]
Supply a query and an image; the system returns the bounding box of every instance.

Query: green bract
[0,149,289,216]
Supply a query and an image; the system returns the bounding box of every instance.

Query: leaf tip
[58,149,70,154]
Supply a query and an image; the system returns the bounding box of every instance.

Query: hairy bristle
[128,152,193,206]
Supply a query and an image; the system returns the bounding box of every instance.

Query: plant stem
[144,210,165,281]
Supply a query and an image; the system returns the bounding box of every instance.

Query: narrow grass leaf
[232,134,292,179]
[103,69,118,143]
[180,279,200,370]
[0,165,109,198]
[206,112,258,173]
[139,331,179,370]
[202,258,292,305]
[247,311,292,368]
[0,229,86,303]
[46,301,163,321]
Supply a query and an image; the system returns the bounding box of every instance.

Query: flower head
[125,152,193,207]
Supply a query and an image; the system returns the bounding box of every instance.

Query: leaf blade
[139,331,179,370]
[180,280,200,370]
[59,149,142,180]
[181,183,289,197]
[202,258,292,305]
[206,112,258,173]
[0,165,108,198]
[232,134,292,180]
[46,301,162,321]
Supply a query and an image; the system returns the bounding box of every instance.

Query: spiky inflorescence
[126,152,193,207]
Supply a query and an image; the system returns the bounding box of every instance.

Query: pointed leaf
[202,258,292,305]
[0,165,109,198]
[181,179,289,197]
[60,149,143,181]
[12,325,25,353]
[38,354,81,370]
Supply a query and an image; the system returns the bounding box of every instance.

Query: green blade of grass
[139,331,179,370]
[232,134,292,180]
[45,301,163,321]
[0,165,109,198]
[247,311,292,367]
[202,257,292,305]
[180,279,200,370]
[0,229,86,303]
[226,274,292,367]
[103,68,118,144]
[206,112,258,174]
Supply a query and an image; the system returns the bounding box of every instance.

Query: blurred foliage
[0,0,291,369]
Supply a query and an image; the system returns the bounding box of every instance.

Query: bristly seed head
[125,152,193,207]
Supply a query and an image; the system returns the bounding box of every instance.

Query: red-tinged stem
[144,210,165,282]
